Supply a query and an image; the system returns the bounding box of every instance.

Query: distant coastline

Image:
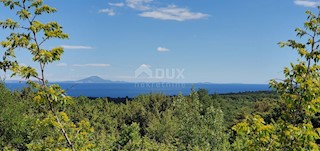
[5,82,271,98]
[3,76,269,85]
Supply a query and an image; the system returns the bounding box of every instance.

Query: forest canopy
[0,0,320,150]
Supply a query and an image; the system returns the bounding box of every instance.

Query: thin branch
[38,37,49,46]
[31,14,37,23]
[48,100,75,151]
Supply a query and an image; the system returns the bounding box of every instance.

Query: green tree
[173,89,229,150]
[0,0,94,150]
[233,7,320,150]
[0,84,34,150]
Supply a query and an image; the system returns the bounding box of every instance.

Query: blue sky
[0,0,319,83]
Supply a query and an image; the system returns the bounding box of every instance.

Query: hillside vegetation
[0,85,278,150]
[1,0,320,150]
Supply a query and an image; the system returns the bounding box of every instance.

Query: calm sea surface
[5,83,271,98]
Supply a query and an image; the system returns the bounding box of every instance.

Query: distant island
[1,76,125,84]
[63,76,126,83]
[3,76,266,85]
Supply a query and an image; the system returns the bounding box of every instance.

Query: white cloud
[56,63,67,67]
[99,8,116,16]
[139,5,208,21]
[72,64,111,67]
[157,47,170,52]
[100,1,209,22]
[294,0,320,7]
[126,0,153,10]
[109,2,125,7]
[20,63,27,67]
[61,45,93,50]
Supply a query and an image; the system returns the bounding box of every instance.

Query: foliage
[0,80,278,150]
[233,7,320,151]
[0,0,94,150]
[3,0,317,151]
[0,84,33,150]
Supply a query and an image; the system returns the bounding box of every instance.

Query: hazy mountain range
[62,76,126,83]
[3,76,126,84]
[4,76,250,84]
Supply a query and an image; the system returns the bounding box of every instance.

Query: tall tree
[0,0,94,150]
[232,7,320,150]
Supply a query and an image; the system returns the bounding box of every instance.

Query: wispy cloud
[100,0,208,21]
[20,63,27,67]
[140,5,208,21]
[294,0,320,7]
[56,63,68,67]
[126,0,153,11]
[99,8,116,16]
[72,64,111,67]
[157,46,170,52]
[61,45,93,50]
[109,2,125,7]
[57,63,110,67]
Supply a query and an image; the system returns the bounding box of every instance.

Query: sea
[5,83,271,98]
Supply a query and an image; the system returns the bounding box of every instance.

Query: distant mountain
[64,76,126,83]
